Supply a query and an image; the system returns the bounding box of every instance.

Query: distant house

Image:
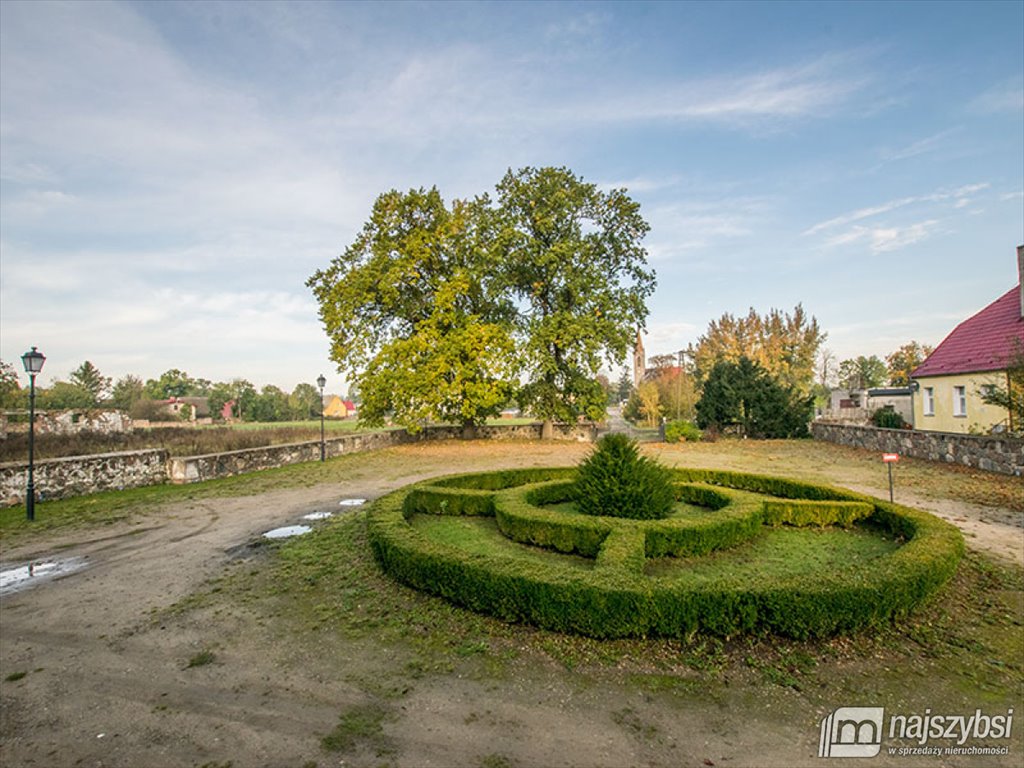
[910,246,1024,434]
[824,387,914,425]
[323,396,357,419]
[159,396,211,422]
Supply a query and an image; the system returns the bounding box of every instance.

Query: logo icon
[819,707,885,758]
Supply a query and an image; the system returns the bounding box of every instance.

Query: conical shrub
[575,433,675,519]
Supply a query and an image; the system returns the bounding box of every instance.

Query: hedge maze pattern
[367,467,964,638]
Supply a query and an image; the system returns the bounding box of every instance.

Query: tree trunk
[541,419,554,440]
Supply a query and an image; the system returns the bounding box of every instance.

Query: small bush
[664,420,702,443]
[575,434,675,519]
[871,408,906,429]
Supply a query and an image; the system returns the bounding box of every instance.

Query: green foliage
[68,361,110,403]
[38,380,95,410]
[368,466,964,639]
[871,407,906,429]
[496,167,656,425]
[574,434,675,519]
[689,304,825,395]
[886,341,933,386]
[695,357,812,438]
[976,340,1023,435]
[664,420,701,443]
[110,375,145,412]
[837,355,888,389]
[308,187,518,432]
[0,360,21,409]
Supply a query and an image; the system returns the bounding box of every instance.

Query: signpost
[882,453,899,502]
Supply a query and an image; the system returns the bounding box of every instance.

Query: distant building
[632,330,646,389]
[159,397,211,422]
[910,246,1024,434]
[323,396,357,419]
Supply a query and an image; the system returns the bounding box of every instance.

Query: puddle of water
[301,511,333,521]
[0,557,88,596]
[339,498,367,507]
[262,525,312,540]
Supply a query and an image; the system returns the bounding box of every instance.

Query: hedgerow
[366,466,964,639]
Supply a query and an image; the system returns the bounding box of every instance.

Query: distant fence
[811,422,1023,477]
[0,423,597,507]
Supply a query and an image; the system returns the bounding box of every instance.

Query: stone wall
[0,449,169,506]
[1,423,598,505]
[811,421,1023,476]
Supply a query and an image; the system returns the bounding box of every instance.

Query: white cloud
[969,77,1024,114]
[824,220,939,253]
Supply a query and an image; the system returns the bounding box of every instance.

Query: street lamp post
[21,347,46,522]
[317,374,327,462]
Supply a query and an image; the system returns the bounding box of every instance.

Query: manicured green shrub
[575,434,675,519]
[367,466,964,639]
[871,408,906,429]
[664,420,702,443]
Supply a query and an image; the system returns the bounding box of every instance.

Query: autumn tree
[978,341,1024,434]
[496,166,655,431]
[308,187,517,432]
[886,341,934,386]
[689,305,824,395]
[837,355,888,389]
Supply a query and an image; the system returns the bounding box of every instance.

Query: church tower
[632,330,646,389]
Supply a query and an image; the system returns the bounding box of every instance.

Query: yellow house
[323,396,357,419]
[911,247,1023,434]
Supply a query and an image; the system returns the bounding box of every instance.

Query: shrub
[367,466,965,639]
[871,407,906,429]
[664,420,702,443]
[574,434,675,519]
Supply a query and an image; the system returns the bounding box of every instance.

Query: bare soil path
[1,440,1020,768]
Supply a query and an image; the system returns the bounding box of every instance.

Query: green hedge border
[367,467,964,638]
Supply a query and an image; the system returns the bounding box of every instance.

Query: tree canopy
[695,357,812,438]
[688,304,824,395]
[837,355,888,389]
[886,341,934,386]
[308,167,655,432]
[496,167,655,425]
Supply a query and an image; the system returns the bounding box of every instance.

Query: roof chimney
[1018,244,1024,318]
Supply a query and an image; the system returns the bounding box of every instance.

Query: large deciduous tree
[308,187,517,432]
[496,167,655,430]
[837,355,888,389]
[689,305,825,395]
[886,341,934,386]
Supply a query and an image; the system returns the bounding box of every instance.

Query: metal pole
[27,372,37,522]
[888,462,894,503]
[319,380,326,462]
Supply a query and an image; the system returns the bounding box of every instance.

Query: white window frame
[952,385,967,417]
[923,387,935,416]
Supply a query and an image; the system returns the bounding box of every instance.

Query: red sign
[882,453,900,463]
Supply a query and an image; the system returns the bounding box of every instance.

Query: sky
[1,0,1022,393]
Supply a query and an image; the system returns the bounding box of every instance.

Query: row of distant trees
[621,304,937,438]
[0,361,333,424]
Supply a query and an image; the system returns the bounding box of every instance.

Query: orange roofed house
[910,247,1024,434]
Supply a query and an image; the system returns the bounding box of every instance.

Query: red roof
[912,285,1023,377]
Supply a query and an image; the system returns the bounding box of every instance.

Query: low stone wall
[0,449,169,506]
[811,421,1023,476]
[1,423,598,505]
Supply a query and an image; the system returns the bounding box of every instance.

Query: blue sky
[2,0,1021,392]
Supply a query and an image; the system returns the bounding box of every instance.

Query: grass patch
[320,702,393,754]
[644,525,901,581]
[185,650,216,669]
[409,514,594,570]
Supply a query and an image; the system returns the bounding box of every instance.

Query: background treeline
[0,360,334,424]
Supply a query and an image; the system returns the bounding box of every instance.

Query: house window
[923,387,935,416]
[953,386,967,417]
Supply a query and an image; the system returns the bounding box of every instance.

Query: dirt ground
[0,440,1021,768]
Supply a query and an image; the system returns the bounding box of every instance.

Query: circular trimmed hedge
[367,467,964,639]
